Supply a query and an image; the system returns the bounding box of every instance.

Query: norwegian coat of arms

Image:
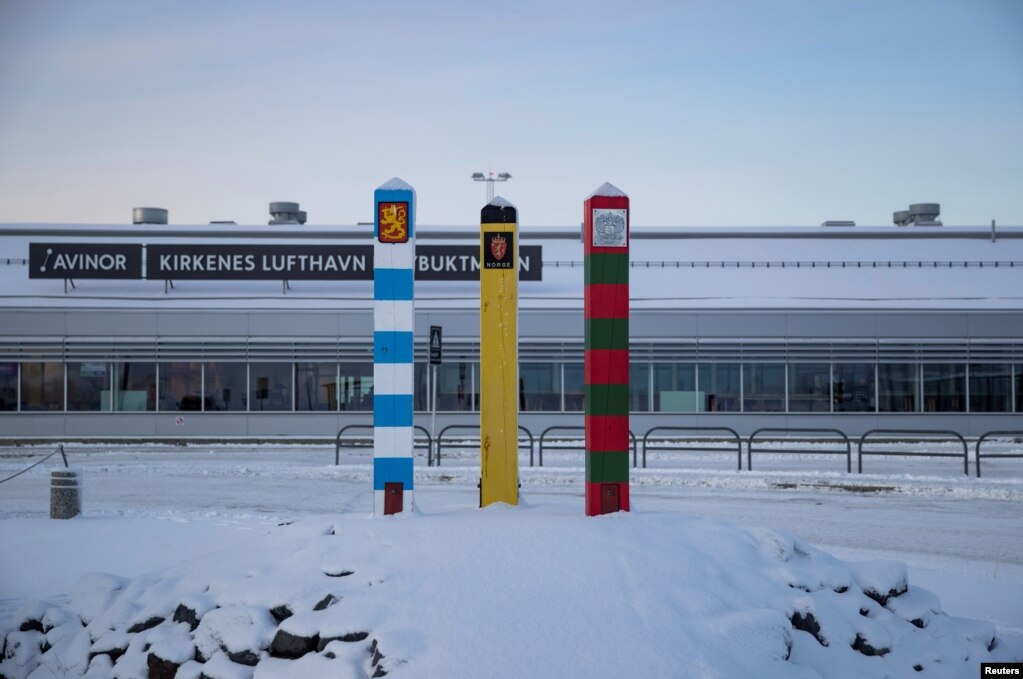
[483,231,514,269]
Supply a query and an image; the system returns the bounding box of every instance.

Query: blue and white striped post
[373,178,416,515]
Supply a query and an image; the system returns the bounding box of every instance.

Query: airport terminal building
[1,213,1021,440]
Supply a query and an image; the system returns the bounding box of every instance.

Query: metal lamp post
[472,171,512,202]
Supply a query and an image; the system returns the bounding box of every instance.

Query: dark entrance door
[600,483,620,514]
[384,482,403,515]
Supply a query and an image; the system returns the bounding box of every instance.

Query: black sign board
[416,244,540,281]
[429,326,442,365]
[29,243,143,279]
[147,245,374,280]
[29,243,542,282]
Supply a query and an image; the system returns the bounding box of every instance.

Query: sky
[0,0,1021,228]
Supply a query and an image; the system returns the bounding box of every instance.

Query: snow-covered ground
[1,444,1021,677]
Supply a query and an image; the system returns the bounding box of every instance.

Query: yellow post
[479,197,519,506]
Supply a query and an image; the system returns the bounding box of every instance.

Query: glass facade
[250,363,292,411]
[743,363,786,412]
[67,362,109,411]
[922,364,965,412]
[0,362,16,411]
[653,363,696,412]
[833,363,875,412]
[699,363,740,412]
[206,362,247,411]
[788,363,830,412]
[296,362,336,412]
[1,358,1020,414]
[520,362,560,411]
[160,362,203,412]
[878,363,918,413]
[969,364,1011,413]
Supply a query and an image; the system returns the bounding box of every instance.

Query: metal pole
[430,364,437,466]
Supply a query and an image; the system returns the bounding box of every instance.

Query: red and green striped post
[584,183,630,516]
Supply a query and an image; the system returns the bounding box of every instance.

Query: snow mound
[588,181,628,198]
[375,177,413,192]
[1,509,1020,678]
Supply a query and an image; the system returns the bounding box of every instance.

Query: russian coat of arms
[593,209,627,247]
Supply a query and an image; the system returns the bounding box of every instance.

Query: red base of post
[585,481,630,516]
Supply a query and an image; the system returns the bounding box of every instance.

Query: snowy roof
[1,224,1021,311]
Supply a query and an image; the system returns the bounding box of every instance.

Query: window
[921,364,965,412]
[698,363,740,412]
[112,362,156,411]
[21,362,63,411]
[520,362,561,411]
[67,362,109,411]
[878,364,918,413]
[436,361,473,411]
[159,362,203,411]
[833,363,875,412]
[296,363,337,412]
[414,362,428,411]
[1016,364,1023,413]
[743,363,785,412]
[653,363,697,412]
[564,363,583,411]
[205,362,247,411]
[630,363,650,412]
[250,363,292,411]
[788,363,830,412]
[339,363,373,411]
[0,363,17,411]
[968,364,1011,412]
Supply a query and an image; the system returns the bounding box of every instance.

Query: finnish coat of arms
[378,202,409,243]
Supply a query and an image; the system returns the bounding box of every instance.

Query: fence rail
[435,425,535,467]
[975,431,1023,478]
[334,425,432,466]
[538,426,638,468]
[0,444,68,485]
[640,427,742,470]
[857,429,968,475]
[747,428,852,473]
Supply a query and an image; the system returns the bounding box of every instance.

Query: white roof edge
[376,177,414,192]
[588,182,627,199]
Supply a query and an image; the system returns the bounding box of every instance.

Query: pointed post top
[376,177,414,192]
[481,196,517,225]
[588,182,628,199]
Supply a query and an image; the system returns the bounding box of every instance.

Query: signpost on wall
[583,183,630,516]
[479,197,519,507]
[373,178,416,516]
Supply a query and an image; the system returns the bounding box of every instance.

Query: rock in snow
[1,510,1020,678]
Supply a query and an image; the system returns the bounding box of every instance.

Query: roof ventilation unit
[133,207,168,225]
[268,201,307,225]
[820,220,856,227]
[893,203,941,227]
[908,202,941,226]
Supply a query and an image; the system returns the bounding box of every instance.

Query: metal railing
[975,431,1023,478]
[538,426,638,468]
[747,428,852,473]
[0,444,68,485]
[640,427,742,470]
[857,429,968,475]
[334,425,432,466]
[435,425,534,467]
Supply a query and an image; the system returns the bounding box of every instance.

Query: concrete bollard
[50,468,82,519]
